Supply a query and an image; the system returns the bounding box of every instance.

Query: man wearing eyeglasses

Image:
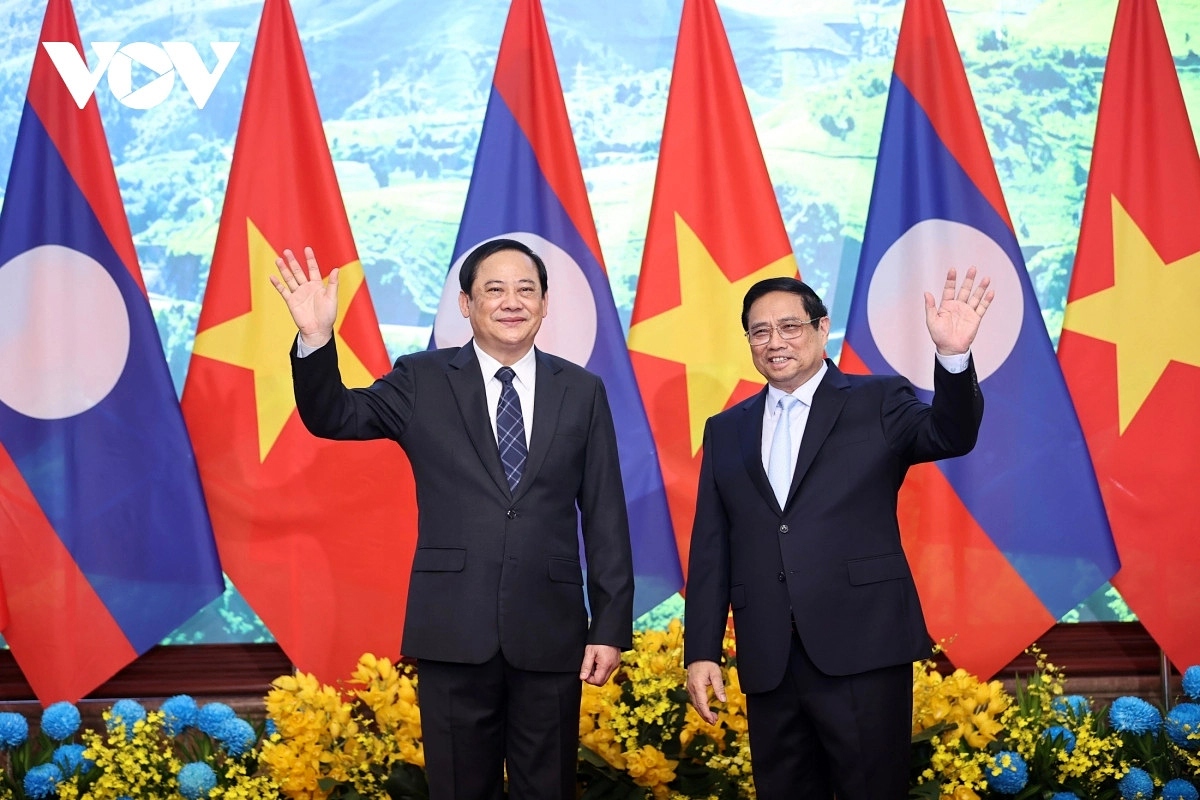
[683,270,993,800]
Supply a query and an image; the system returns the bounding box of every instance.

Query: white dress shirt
[473,342,536,447]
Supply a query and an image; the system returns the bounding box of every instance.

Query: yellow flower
[624,745,679,789]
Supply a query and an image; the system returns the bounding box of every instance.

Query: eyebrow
[482,278,537,287]
[749,316,806,328]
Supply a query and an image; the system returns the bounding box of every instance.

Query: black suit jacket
[684,358,982,694]
[291,339,634,671]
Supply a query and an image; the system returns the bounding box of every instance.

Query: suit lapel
[786,361,850,506]
[446,344,512,499]
[737,389,780,513]
[513,349,564,503]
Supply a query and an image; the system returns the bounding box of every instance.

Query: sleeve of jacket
[289,336,414,441]
[883,355,984,463]
[683,419,732,666]
[578,378,635,650]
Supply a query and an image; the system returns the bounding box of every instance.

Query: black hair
[740,277,828,331]
[458,238,549,295]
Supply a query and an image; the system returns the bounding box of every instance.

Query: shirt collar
[766,360,828,413]
[473,341,537,387]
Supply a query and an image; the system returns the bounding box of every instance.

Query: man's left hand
[924,266,995,356]
[579,644,622,686]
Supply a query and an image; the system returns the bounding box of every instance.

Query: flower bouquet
[577,618,753,800]
[910,648,1200,799]
[0,696,276,800]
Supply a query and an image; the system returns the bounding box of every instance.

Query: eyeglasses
[745,317,824,347]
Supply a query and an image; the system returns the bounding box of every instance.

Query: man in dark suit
[684,270,993,799]
[271,238,634,800]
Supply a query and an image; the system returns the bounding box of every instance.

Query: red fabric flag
[0,0,223,703]
[180,0,417,683]
[842,0,1117,680]
[1058,0,1200,670]
[627,0,797,576]
[0,568,9,633]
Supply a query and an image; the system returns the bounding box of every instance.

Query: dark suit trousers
[744,630,912,800]
[418,654,581,800]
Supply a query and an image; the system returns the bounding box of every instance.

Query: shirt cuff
[295,337,319,358]
[936,351,970,374]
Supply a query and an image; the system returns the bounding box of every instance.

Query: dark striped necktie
[495,367,527,492]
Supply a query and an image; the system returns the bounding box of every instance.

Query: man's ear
[458,290,470,319]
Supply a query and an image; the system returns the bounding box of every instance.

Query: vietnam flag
[841,0,1117,679]
[0,0,223,703]
[181,0,417,683]
[1058,0,1200,671]
[431,0,682,615]
[627,0,797,575]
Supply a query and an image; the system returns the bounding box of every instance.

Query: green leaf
[384,761,429,800]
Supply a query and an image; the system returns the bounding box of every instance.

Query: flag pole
[1161,648,1172,711]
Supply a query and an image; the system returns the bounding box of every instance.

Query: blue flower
[1042,724,1077,753]
[264,717,278,737]
[1109,696,1162,734]
[1184,666,1200,702]
[0,711,29,748]
[1163,779,1200,800]
[1118,766,1155,799]
[107,699,147,739]
[22,763,63,799]
[1052,694,1091,717]
[160,695,200,736]
[52,743,94,775]
[1050,794,1081,800]
[178,761,217,800]
[986,750,1028,794]
[41,701,82,741]
[196,702,236,737]
[214,717,257,757]
[1166,703,1200,750]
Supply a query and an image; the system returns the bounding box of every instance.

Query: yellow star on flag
[1063,195,1200,434]
[628,213,796,455]
[191,218,375,461]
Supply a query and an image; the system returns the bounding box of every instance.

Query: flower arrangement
[910,649,1200,799]
[576,618,753,799]
[0,697,277,800]
[261,653,425,800]
[3,625,1199,800]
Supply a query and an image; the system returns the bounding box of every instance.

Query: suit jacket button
[777,571,785,582]
[506,509,517,519]
[779,524,789,534]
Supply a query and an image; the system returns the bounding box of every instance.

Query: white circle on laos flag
[0,244,131,419]
[433,232,598,367]
[867,219,1024,391]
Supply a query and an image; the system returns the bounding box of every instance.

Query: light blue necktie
[495,367,527,492]
[767,395,799,507]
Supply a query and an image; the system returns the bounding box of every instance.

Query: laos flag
[0,0,224,704]
[431,0,682,616]
[840,0,1118,679]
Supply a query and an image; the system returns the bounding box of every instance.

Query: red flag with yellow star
[180,0,416,682]
[1058,0,1200,670]
[628,0,797,576]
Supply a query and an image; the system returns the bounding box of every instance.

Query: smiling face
[458,248,549,364]
[746,290,829,393]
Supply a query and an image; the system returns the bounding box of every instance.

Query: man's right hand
[270,246,338,349]
[686,660,727,725]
